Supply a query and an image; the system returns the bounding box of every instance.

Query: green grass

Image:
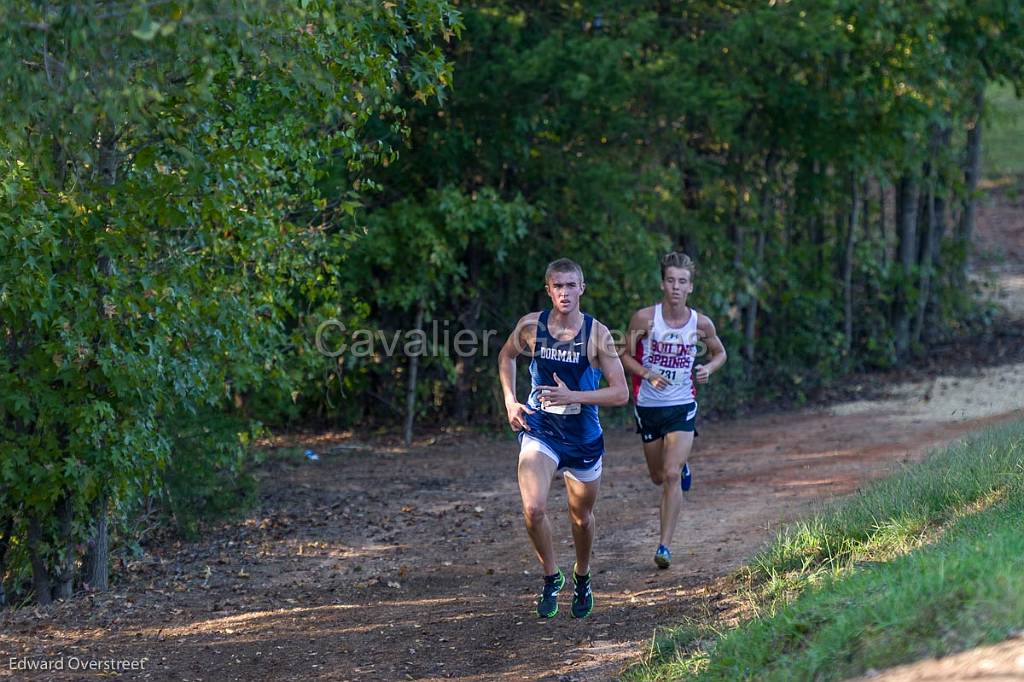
[983,82,1024,178]
[624,419,1024,681]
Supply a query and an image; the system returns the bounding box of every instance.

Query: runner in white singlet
[620,252,728,569]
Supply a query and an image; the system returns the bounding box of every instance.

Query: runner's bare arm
[538,321,628,407]
[619,307,670,391]
[498,313,539,430]
[694,314,727,384]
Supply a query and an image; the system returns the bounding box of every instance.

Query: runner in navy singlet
[498,258,628,619]
[621,252,727,569]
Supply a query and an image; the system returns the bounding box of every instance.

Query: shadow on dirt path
[2,361,1023,681]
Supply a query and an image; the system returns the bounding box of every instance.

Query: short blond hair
[544,258,584,284]
[660,251,695,280]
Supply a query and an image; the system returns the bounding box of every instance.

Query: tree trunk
[895,176,920,357]
[730,203,745,338]
[863,179,879,318]
[742,226,764,368]
[26,514,53,606]
[743,153,777,368]
[931,124,953,269]
[83,130,119,594]
[920,124,953,339]
[862,178,871,249]
[403,301,426,447]
[0,514,13,607]
[810,160,826,271]
[453,298,482,423]
[83,491,109,591]
[842,177,860,355]
[913,186,937,347]
[879,176,889,268]
[932,191,948,268]
[927,178,950,332]
[958,86,983,281]
[53,493,75,600]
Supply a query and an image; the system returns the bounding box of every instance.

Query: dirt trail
[850,635,1024,681]
[6,171,1024,682]
[2,361,1022,682]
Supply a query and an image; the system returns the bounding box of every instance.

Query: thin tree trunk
[27,514,53,606]
[958,86,984,280]
[52,493,75,600]
[927,181,949,333]
[0,514,13,607]
[811,160,826,272]
[895,176,920,357]
[921,124,953,337]
[863,179,879,319]
[403,301,426,447]
[743,154,777,368]
[914,187,937,346]
[931,124,953,269]
[84,130,119,593]
[879,177,889,268]
[862,178,871,247]
[741,175,770,368]
[454,298,482,423]
[932,191,948,267]
[730,203,745,337]
[83,491,109,591]
[742,226,764,368]
[842,177,860,355]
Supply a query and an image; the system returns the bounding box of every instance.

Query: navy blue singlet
[522,310,605,462]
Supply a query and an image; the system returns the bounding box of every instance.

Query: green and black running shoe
[537,569,565,618]
[571,566,593,619]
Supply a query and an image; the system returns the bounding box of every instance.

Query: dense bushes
[0,1,459,605]
[3,1,1023,606]
[273,0,1024,429]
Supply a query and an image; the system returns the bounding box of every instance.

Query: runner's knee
[662,467,681,486]
[650,472,664,485]
[522,502,547,527]
[570,509,594,531]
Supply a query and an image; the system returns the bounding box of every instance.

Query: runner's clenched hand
[537,372,578,407]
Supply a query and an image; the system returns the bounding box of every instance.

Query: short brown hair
[660,251,695,280]
[545,258,584,284]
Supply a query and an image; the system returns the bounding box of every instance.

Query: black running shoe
[537,569,565,618]
[571,566,593,619]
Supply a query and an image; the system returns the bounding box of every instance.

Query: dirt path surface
[2,363,1023,682]
[7,168,1023,682]
[851,635,1024,682]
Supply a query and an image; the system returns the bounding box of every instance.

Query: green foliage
[4,0,1024,608]
[272,0,1024,426]
[0,0,458,603]
[983,82,1024,177]
[625,420,1024,681]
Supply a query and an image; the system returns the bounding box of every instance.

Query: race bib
[654,370,680,385]
[542,402,582,415]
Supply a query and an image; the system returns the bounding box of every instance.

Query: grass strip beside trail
[625,419,1024,681]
